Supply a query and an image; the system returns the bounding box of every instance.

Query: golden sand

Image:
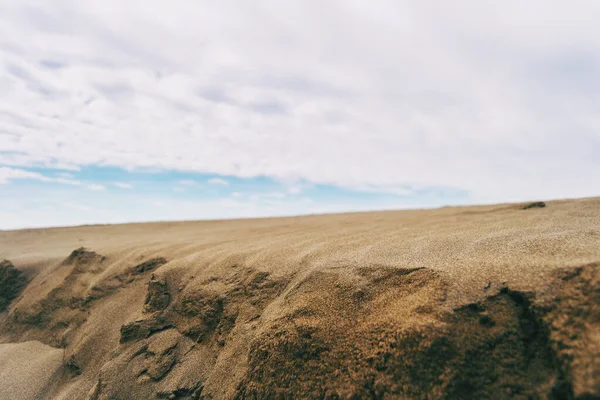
[0,197,598,399]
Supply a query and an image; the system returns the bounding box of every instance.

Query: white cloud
[55,172,75,179]
[0,167,80,185]
[208,178,229,186]
[0,1,599,204]
[0,168,115,198]
[249,192,287,202]
[287,186,303,195]
[0,168,114,197]
[178,179,197,186]
[0,167,42,184]
[86,184,106,191]
[283,181,313,196]
[114,182,133,189]
[64,202,93,212]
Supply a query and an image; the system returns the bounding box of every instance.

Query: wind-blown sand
[0,198,598,399]
[0,341,64,399]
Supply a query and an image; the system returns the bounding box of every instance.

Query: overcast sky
[1,1,599,229]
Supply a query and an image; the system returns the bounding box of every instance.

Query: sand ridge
[0,197,598,399]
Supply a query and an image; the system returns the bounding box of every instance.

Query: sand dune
[0,198,598,399]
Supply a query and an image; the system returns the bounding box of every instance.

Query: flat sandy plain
[0,197,598,399]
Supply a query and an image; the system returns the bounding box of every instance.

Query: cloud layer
[1,0,599,204]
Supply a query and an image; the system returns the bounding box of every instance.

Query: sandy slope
[0,198,598,399]
[0,341,64,399]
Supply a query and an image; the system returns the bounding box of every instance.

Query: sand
[0,341,64,399]
[0,197,598,399]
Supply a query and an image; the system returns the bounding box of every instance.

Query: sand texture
[0,197,598,399]
[0,341,64,399]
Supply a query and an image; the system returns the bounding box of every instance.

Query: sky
[1,1,599,229]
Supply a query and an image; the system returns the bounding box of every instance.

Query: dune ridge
[0,198,598,399]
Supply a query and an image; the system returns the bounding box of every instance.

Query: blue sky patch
[0,165,470,229]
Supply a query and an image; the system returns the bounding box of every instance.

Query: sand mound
[0,197,598,399]
[522,201,547,210]
[0,259,28,312]
[92,267,291,399]
[236,264,598,399]
[63,248,106,267]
